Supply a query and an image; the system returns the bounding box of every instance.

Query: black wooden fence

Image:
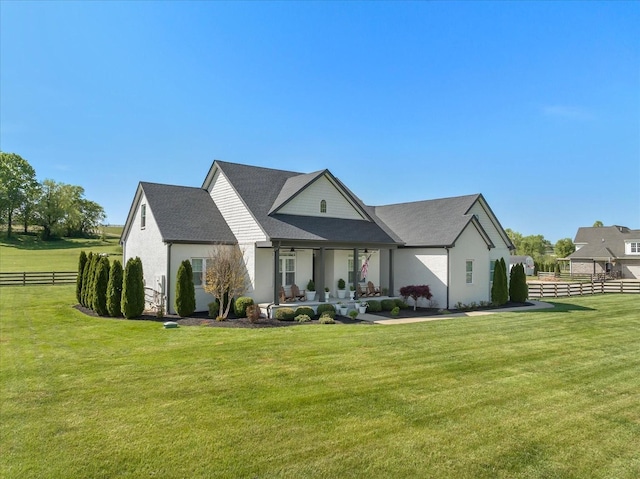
[0,271,77,286]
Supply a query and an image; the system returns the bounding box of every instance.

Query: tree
[399,285,433,311]
[175,260,196,317]
[80,252,94,307]
[593,220,604,227]
[76,251,88,304]
[107,259,123,317]
[122,257,145,319]
[509,263,528,303]
[0,152,38,238]
[204,245,248,320]
[33,179,72,240]
[505,229,523,253]
[93,256,110,316]
[554,238,576,258]
[491,257,508,306]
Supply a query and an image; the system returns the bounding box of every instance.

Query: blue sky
[1,1,638,243]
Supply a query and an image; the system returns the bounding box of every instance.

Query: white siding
[279,175,365,220]
[208,170,267,243]
[468,200,510,252]
[169,244,220,314]
[449,225,492,307]
[394,248,448,308]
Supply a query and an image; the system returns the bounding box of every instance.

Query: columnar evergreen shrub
[85,253,100,310]
[76,251,87,304]
[93,256,110,316]
[509,263,529,303]
[491,258,508,306]
[175,260,196,317]
[122,257,145,319]
[106,259,123,317]
[80,252,94,307]
[234,297,254,318]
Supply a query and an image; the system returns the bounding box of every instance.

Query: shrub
[399,285,433,311]
[106,259,123,317]
[122,257,145,319]
[367,300,382,312]
[76,251,87,304]
[318,309,335,319]
[394,298,409,309]
[319,314,335,324]
[93,256,110,316]
[306,279,315,291]
[234,296,254,318]
[337,278,346,290]
[246,304,260,323]
[509,263,529,303]
[275,307,295,321]
[295,314,311,323]
[294,306,315,317]
[316,304,335,316]
[390,306,400,316]
[381,299,396,311]
[175,260,196,317]
[208,302,220,318]
[491,258,508,306]
[84,253,99,309]
[80,252,93,307]
[348,310,358,319]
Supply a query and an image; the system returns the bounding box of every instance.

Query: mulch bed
[73,305,371,328]
[367,301,534,319]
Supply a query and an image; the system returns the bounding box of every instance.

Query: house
[565,225,640,279]
[509,255,535,276]
[121,160,514,314]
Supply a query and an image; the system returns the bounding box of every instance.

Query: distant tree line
[505,228,576,262]
[0,151,105,240]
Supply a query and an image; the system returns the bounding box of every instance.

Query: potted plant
[349,284,356,300]
[324,286,330,301]
[305,279,316,301]
[337,278,347,299]
[337,302,348,316]
[358,301,368,314]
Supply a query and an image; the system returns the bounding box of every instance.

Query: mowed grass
[1,287,639,478]
[0,234,121,272]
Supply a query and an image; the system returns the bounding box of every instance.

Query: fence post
[52,272,56,285]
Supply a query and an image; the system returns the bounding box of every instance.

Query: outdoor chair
[280,286,295,303]
[358,283,369,297]
[367,281,381,296]
[290,284,306,301]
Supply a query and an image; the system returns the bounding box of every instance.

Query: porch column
[388,249,394,296]
[353,248,359,300]
[273,246,280,305]
[318,247,326,301]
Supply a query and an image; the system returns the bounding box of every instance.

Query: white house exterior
[121,160,514,314]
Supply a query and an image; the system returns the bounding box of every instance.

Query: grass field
[0,234,122,272]
[1,286,639,478]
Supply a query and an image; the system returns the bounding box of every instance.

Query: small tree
[84,253,99,309]
[122,257,145,319]
[204,244,248,320]
[509,263,528,303]
[175,260,196,317]
[491,258,508,306]
[93,256,110,316]
[76,251,87,304]
[399,285,433,311]
[80,252,93,307]
[106,259,123,317]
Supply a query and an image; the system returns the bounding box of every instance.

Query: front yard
[1,286,639,478]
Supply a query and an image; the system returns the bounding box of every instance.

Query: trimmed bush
[390,306,400,316]
[295,314,311,323]
[367,300,382,312]
[80,252,93,307]
[76,251,87,304]
[294,306,315,317]
[275,307,296,321]
[337,278,346,290]
[234,297,254,318]
[106,259,123,317]
[319,314,335,324]
[122,257,145,319]
[208,301,220,319]
[318,309,335,319]
[394,298,409,309]
[175,260,196,317]
[93,256,110,316]
[348,310,358,319]
[509,263,529,303]
[316,304,336,317]
[381,299,396,311]
[491,258,508,306]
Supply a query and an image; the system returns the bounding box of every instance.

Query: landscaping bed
[367,301,534,319]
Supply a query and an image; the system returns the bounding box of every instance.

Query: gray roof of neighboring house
[214,161,401,246]
[373,194,493,247]
[140,182,236,244]
[569,225,640,259]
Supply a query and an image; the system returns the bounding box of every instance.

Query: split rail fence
[528,280,640,298]
[0,271,77,286]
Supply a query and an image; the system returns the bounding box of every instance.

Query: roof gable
[570,225,640,259]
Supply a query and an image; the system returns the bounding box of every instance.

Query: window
[279,253,296,286]
[191,258,203,286]
[348,254,367,284]
[631,242,640,254]
[141,204,146,229]
[489,260,496,282]
[466,260,473,284]
[320,199,327,213]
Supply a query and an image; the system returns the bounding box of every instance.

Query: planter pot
[324,292,331,302]
[349,291,355,300]
[337,289,347,299]
[339,306,348,316]
[305,291,316,301]
[358,306,367,314]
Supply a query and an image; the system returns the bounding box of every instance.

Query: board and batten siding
[278,175,365,220]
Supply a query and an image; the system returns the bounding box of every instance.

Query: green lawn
[1,287,638,478]
[0,234,121,272]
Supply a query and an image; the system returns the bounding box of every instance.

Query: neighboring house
[566,225,640,279]
[509,255,535,276]
[121,160,514,314]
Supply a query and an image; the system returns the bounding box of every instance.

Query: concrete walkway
[359,300,555,325]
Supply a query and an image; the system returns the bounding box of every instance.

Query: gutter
[166,242,172,314]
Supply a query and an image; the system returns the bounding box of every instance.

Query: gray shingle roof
[569,226,640,259]
[214,161,400,246]
[140,182,236,243]
[374,194,485,247]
